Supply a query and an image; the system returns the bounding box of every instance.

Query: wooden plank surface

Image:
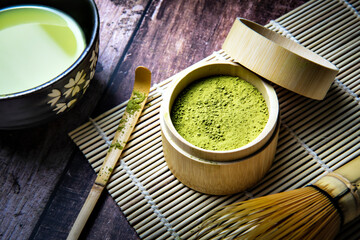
[0,0,316,239]
[95,0,309,113]
[0,1,149,239]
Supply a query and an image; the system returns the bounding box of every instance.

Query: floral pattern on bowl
[47,40,99,114]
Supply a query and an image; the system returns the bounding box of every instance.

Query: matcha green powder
[171,75,269,151]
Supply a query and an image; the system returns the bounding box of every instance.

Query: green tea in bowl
[0,5,86,95]
[0,0,99,129]
[171,75,269,151]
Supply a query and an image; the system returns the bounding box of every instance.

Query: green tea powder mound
[171,75,269,151]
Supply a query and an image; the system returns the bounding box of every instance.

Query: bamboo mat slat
[69,0,360,239]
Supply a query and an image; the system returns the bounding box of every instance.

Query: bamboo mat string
[212,50,231,61]
[269,20,301,43]
[339,0,360,18]
[89,117,112,146]
[334,78,360,105]
[244,191,255,199]
[281,121,333,173]
[151,82,169,96]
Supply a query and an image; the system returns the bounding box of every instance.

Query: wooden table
[1,0,311,239]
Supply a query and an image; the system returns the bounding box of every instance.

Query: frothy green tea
[0,6,86,95]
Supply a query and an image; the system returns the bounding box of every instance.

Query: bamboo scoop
[67,66,151,240]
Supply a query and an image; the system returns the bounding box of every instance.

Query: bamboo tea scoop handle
[67,66,151,240]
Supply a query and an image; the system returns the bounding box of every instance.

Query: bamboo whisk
[198,156,360,239]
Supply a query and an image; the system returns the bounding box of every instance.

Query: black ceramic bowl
[0,0,99,129]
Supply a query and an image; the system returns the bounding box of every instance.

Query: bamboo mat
[69,0,360,239]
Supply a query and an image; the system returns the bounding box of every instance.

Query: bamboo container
[160,61,279,195]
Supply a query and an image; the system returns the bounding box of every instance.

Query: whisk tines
[197,187,341,240]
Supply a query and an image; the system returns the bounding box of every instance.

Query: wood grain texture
[0,1,148,240]
[93,0,151,83]
[94,0,307,113]
[30,150,139,240]
[0,0,309,240]
[0,121,77,240]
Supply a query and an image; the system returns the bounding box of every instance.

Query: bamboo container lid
[223,18,339,100]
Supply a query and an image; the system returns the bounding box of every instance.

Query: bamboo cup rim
[222,18,339,100]
[161,61,279,162]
